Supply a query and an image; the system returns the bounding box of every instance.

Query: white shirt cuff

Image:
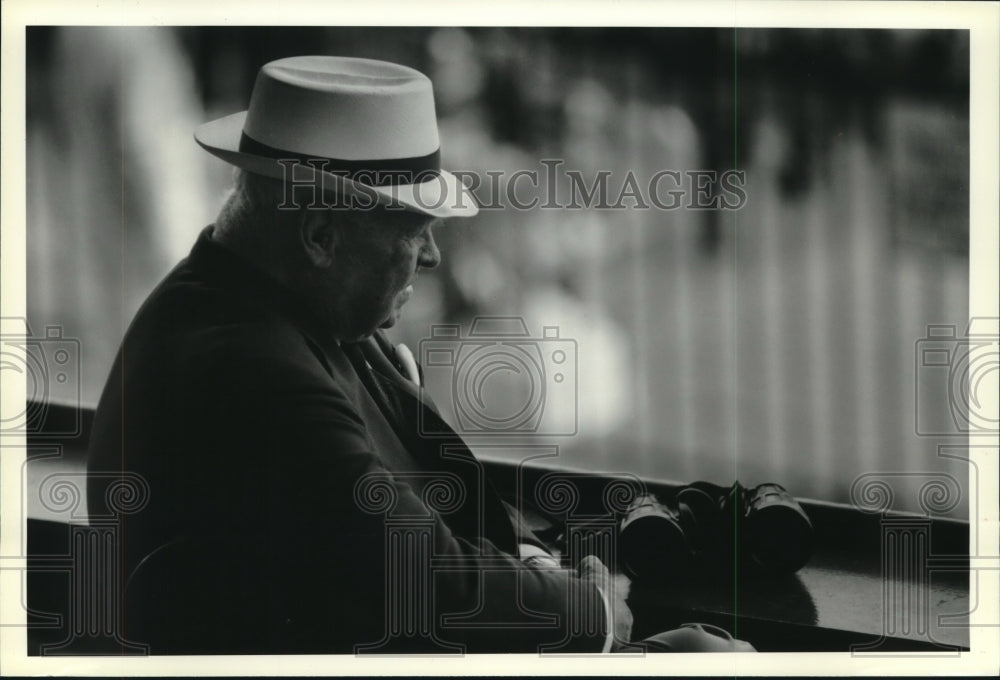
[519,544,613,652]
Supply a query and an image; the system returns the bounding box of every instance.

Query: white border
[2,1,998,676]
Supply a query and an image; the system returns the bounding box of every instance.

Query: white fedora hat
[195,55,478,218]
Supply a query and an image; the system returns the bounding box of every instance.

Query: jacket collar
[187,225,341,358]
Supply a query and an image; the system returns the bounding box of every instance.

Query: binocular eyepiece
[619,481,813,581]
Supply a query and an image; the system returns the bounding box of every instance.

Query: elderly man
[87,56,751,654]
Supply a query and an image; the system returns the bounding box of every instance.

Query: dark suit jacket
[86,226,605,654]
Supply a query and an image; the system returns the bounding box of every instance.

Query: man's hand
[577,555,633,649]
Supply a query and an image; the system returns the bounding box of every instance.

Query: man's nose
[418,231,441,269]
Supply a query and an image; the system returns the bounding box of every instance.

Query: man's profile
[86,55,752,654]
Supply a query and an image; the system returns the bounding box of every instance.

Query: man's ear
[300,210,335,267]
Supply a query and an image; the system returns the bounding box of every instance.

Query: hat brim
[194,112,479,219]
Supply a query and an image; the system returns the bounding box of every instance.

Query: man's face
[318,209,442,341]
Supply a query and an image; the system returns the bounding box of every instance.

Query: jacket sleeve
[212,334,610,654]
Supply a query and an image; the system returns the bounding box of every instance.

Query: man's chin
[380,289,412,329]
[379,306,403,329]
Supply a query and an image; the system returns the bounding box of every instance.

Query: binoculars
[619,481,813,581]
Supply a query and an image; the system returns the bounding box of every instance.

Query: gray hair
[213,169,378,258]
[214,169,300,240]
